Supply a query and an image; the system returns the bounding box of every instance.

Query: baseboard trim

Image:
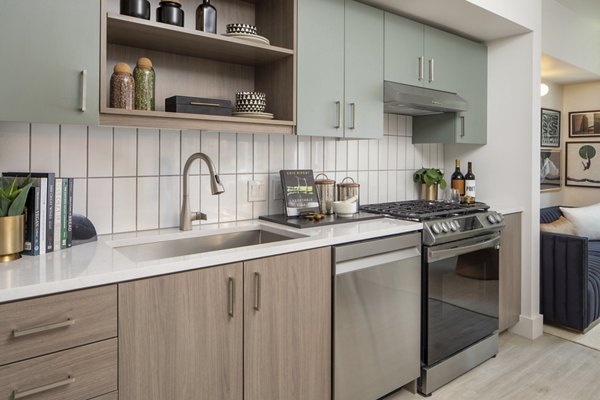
[510,314,544,339]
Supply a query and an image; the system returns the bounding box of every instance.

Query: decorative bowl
[226,23,258,35]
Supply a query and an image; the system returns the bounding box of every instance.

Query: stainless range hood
[384,81,468,116]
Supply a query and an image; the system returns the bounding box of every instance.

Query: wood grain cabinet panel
[0,285,117,366]
[118,263,244,400]
[91,392,118,400]
[499,213,522,331]
[244,247,332,400]
[0,338,117,400]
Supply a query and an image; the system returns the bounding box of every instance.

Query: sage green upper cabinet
[423,27,459,93]
[384,13,423,87]
[0,0,100,125]
[297,0,384,138]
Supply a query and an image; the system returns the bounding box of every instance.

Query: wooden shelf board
[99,108,295,134]
[106,13,294,65]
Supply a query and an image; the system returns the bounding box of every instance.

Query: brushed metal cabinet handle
[460,115,466,138]
[80,70,87,112]
[13,318,75,338]
[349,103,356,130]
[228,277,235,317]
[254,272,261,311]
[13,376,75,399]
[334,101,341,129]
[428,59,434,83]
[418,56,424,81]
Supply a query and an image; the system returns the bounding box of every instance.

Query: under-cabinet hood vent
[384,81,468,116]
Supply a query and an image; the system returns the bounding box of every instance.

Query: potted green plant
[0,176,32,262]
[413,168,447,201]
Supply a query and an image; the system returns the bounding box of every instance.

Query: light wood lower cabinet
[499,213,522,331]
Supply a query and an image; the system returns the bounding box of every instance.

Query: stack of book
[2,172,74,256]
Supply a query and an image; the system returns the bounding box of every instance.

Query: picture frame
[569,110,600,137]
[540,148,561,192]
[565,141,600,188]
[541,108,561,147]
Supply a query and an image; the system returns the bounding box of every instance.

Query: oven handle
[427,235,501,263]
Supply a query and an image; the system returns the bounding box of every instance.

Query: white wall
[466,0,539,30]
[540,81,564,208]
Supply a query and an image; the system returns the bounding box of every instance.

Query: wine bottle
[450,159,465,196]
[464,162,476,204]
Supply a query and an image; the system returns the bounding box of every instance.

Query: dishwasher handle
[335,247,421,276]
[334,232,421,263]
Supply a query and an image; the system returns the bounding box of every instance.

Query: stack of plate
[223,23,270,45]
[233,92,273,119]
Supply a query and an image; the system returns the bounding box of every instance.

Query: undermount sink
[114,228,306,263]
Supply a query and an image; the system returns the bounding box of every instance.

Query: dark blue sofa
[540,206,600,332]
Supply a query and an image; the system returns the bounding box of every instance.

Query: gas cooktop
[360,200,490,222]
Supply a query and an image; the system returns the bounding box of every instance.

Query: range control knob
[496,213,504,222]
[431,223,441,234]
[450,221,459,231]
[440,222,449,233]
[487,214,497,224]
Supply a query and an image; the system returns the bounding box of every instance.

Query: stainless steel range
[361,200,505,395]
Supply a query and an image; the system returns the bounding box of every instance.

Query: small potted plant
[413,168,447,201]
[0,176,32,262]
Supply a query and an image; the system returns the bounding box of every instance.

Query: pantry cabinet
[0,0,100,125]
[499,212,522,331]
[297,0,384,138]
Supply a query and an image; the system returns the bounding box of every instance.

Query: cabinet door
[455,37,487,144]
[0,0,99,125]
[119,264,243,400]
[423,26,459,93]
[244,248,332,400]
[297,0,345,137]
[384,12,424,86]
[499,213,521,331]
[344,0,384,139]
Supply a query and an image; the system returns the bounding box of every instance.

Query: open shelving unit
[100,0,296,134]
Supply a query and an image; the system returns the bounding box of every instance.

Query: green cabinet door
[297,0,345,137]
[384,12,424,86]
[344,0,384,139]
[0,0,100,125]
[423,26,459,93]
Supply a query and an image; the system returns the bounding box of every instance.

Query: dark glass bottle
[196,0,217,33]
[464,162,476,204]
[450,159,465,196]
[120,0,150,20]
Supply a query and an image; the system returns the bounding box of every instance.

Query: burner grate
[360,200,489,221]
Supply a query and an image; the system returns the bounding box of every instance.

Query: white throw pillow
[560,203,600,240]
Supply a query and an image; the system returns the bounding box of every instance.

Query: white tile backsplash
[2,114,439,234]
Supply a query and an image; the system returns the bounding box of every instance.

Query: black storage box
[165,96,233,116]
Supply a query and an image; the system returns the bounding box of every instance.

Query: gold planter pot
[0,214,25,263]
[419,183,438,201]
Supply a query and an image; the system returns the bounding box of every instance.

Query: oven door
[422,233,500,367]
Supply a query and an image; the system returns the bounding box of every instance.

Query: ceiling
[541,54,600,84]
[554,0,600,25]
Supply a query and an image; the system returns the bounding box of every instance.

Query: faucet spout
[180,152,224,231]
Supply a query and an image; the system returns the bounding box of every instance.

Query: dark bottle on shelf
[450,159,465,197]
[120,0,151,20]
[464,162,476,204]
[157,0,184,27]
[196,0,217,34]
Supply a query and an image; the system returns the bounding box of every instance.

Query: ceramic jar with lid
[157,0,184,27]
[110,62,134,110]
[133,57,155,111]
[337,177,360,214]
[120,0,150,20]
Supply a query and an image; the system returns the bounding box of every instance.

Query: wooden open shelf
[106,14,293,66]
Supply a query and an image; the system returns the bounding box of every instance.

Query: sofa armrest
[540,231,590,331]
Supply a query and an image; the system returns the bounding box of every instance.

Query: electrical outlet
[248,180,267,202]
[271,178,283,200]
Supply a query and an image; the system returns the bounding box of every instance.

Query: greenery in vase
[413,168,447,189]
[0,176,32,217]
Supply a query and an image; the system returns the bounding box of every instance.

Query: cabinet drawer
[91,391,118,400]
[0,285,117,366]
[0,338,117,400]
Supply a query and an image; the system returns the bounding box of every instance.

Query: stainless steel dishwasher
[333,232,421,400]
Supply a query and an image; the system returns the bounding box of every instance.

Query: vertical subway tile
[236,174,253,221]
[269,134,284,172]
[283,135,298,169]
[397,172,406,201]
[335,140,347,172]
[113,177,137,233]
[347,140,358,171]
[387,171,397,202]
[88,126,113,177]
[113,127,136,177]
[236,133,253,174]
[358,171,369,205]
[159,176,180,229]
[253,134,269,174]
[414,144,423,169]
[200,131,219,175]
[388,136,398,170]
[368,140,378,170]
[219,175,237,222]
[405,138,415,171]
[358,140,369,171]
[87,178,113,235]
[183,174,201,227]
[0,122,29,172]
[220,132,237,174]
[298,136,311,169]
[31,123,59,173]
[368,170,378,204]
[324,138,336,171]
[397,135,407,170]
[406,171,417,199]
[159,129,181,175]
[137,128,159,176]
[181,130,201,175]
[72,178,87,216]
[137,177,159,231]
[398,115,407,136]
[200,175,219,224]
[61,124,88,178]
[378,171,388,203]
[311,137,324,173]
[378,136,388,170]
[252,174,269,219]
[388,114,399,136]
[268,174,284,215]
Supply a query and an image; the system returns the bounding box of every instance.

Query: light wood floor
[385,332,600,400]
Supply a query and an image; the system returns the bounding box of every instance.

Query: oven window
[425,247,499,366]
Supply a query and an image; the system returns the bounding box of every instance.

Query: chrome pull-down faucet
[180,152,225,231]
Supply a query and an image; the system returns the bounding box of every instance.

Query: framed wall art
[569,110,600,137]
[565,141,600,188]
[540,148,561,192]
[541,108,561,147]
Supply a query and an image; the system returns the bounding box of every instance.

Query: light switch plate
[248,180,267,202]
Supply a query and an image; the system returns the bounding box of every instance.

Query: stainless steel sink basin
[115,228,305,262]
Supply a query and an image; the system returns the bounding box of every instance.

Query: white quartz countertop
[0,217,421,303]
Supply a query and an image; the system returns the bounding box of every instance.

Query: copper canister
[336,177,360,214]
[314,173,336,215]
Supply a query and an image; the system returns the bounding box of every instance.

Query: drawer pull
[13,318,75,338]
[13,375,75,399]
[254,272,261,311]
[228,277,235,318]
